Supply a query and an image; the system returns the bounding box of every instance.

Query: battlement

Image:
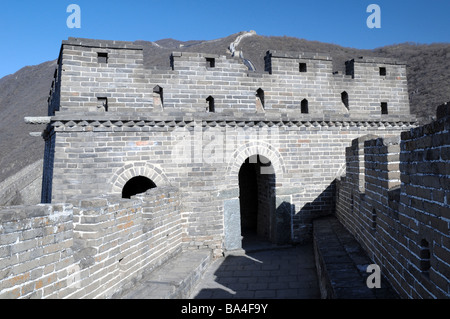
[264,50,333,75]
[62,37,144,50]
[336,102,450,298]
[47,37,413,120]
[0,186,185,298]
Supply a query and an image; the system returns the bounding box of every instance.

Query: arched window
[341,91,349,110]
[153,85,163,110]
[301,99,308,114]
[122,176,156,199]
[206,96,215,112]
[256,88,265,110]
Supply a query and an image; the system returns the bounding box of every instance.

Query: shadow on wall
[300,181,336,216]
[293,181,337,242]
[191,245,321,299]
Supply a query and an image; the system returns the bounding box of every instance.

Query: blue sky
[0,0,448,78]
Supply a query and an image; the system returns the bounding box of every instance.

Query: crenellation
[336,103,449,298]
[46,38,412,116]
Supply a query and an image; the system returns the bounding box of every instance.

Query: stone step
[119,249,212,299]
[313,216,399,299]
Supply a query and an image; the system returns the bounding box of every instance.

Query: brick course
[0,186,183,298]
[38,37,416,253]
[5,36,449,298]
[336,103,450,298]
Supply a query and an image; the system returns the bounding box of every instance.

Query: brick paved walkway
[189,242,321,299]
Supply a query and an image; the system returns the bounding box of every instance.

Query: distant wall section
[0,160,43,206]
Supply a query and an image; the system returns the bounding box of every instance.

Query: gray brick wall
[49,38,411,117]
[0,186,183,299]
[41,37,416,254]
[11,37,450,299]
[336,103,450,299]
[0,203,73,298]
[46,117,414,249]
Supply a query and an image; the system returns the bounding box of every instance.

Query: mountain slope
[0,32,449,184]
[0,60,55,182]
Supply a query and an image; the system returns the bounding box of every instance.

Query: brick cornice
[49,117,418,131]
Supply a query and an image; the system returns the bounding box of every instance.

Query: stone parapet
[0,186,184,299]
[336,102,450,298]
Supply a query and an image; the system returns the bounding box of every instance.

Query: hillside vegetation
[0,32,448,183]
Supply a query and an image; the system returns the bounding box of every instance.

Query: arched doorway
[122,176,156,199]
[238,155,276,246]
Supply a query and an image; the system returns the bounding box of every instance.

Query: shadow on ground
[190,234,321,299]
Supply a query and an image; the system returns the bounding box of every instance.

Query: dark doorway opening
[239,160,258,236]
[238,155,275,247]
[122,176,156,199]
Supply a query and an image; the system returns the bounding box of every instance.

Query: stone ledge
[63,37,143,50]
[352,56,407,65]
[313,215,399,299]
[116,249,212,299]
[24,116,51,124]
[266,50,333,61]
[47,115,418,131]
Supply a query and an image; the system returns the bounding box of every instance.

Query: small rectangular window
[299,63,307,72]
[379,67,386,76]
[381,102,388,114]
[97,97,108,111]
[206,57,215,68]
[98,52,108,64]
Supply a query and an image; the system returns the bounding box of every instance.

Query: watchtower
[35,37,416,253]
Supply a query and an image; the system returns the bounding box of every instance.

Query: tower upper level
[48,37,413,122]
